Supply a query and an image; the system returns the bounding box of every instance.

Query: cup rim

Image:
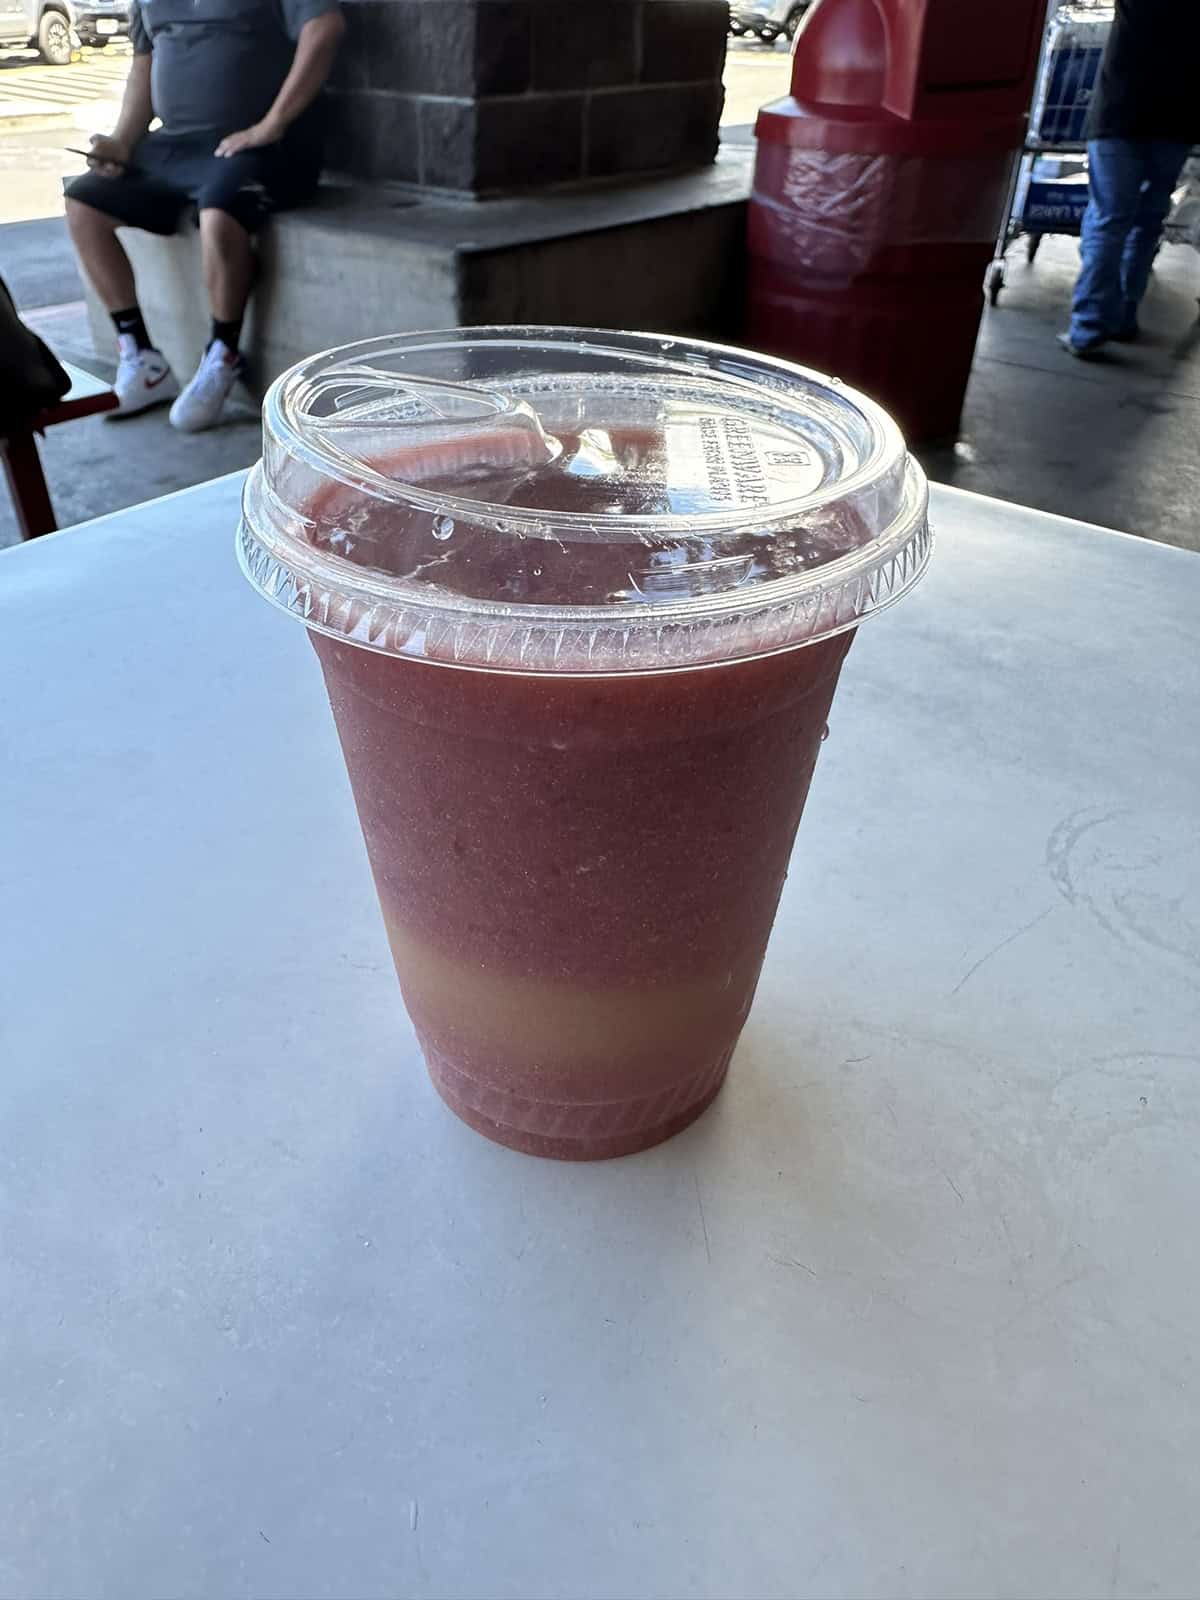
[237,326,932,674]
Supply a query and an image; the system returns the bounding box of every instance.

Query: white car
[0,0,130,63]
[729,0,811,45]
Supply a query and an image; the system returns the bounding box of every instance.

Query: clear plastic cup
[238,328,930,1160]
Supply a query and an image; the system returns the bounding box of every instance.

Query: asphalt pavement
[720,34,791,126]
[0,42,128,127]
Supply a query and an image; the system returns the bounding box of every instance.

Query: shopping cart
[986,1,1114,305]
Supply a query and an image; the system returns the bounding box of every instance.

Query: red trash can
[747,0,1043,444]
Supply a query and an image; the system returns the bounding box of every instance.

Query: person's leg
[168,153,273,431]
[199,206,256,351]
[1068,138,1144,350]
[64,200,160,355]
[195,152,274,348]
[1117,140,1192,335]
[64,198,137,311]
[62,162,187,413]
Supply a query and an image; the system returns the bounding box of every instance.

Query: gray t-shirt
[130,0,340,142]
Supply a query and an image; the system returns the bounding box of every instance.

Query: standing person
[65,0,345,429]
[1058,0,1200,358]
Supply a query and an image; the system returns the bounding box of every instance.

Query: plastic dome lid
[237,327,931,674]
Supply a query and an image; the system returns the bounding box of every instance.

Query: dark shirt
[130,0,340,143]
[1086,0,1200,144]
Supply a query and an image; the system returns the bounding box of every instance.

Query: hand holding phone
[70,135,131,177]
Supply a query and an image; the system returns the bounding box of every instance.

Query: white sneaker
[110,334,179,416]
[169,340,244,433]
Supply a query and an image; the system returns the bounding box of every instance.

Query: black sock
[111,305,152,351]
[210,316,243,354]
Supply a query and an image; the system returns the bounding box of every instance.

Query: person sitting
[65,0,345,430]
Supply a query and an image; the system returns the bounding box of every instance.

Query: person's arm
[215,10,346,158]
[88,51,153,175]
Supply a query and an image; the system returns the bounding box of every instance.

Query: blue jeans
[1069,137,1192,347]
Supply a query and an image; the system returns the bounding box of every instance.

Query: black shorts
[64,132,319,236]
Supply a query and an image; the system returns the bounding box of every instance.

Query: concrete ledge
[81,147,752,393]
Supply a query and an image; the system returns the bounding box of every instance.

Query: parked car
[0,0,130,64]
[729,0,811,45]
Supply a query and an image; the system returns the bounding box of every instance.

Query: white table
[3,476,1198,1600]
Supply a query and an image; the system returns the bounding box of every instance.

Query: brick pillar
[327,0,728,196]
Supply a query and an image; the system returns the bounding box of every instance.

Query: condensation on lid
[237,327,931,673]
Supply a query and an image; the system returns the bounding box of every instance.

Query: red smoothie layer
[305,425,857,1158]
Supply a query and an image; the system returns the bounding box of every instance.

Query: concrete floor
[923,232,1200,554]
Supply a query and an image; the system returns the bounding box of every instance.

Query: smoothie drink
[238,330,930,1159]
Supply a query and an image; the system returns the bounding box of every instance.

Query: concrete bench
[80,151,753,396]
